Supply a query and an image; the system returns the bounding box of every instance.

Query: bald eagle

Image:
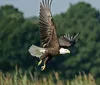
[29,0,79,71]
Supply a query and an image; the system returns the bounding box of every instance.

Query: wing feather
[39,0,59,48]
[59,33,79,48]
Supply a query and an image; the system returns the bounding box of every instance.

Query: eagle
[29,0,79,71]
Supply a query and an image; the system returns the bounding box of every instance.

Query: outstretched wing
[39,0,59,48]
[59,33,79,48]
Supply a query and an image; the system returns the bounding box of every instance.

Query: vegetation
[0,68,97,85]
[0,1,100,85]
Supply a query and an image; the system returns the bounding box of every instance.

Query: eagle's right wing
[39,0,59,48]
[59,33,79,48]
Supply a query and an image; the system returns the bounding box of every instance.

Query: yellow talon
[38,60,42,66]
[41,64,46,71]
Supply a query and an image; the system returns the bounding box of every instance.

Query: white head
[59,48,70,54]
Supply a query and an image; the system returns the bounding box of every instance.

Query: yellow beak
[66,49,70,54]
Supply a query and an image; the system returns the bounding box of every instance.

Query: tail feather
[28,45,45,58]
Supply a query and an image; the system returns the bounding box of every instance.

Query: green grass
[0,69,97,85]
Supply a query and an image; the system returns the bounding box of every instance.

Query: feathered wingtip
[63,32,80,42]
[41,0,53,8]
[73,32,80,42]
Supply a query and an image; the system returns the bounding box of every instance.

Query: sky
[0,0,100,18]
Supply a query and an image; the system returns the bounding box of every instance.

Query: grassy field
[0,69,97,85]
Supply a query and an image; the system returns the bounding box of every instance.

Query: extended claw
[38,60,42,66]
[41,64,46,71]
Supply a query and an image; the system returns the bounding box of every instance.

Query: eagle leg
[40,50,48,60]
[41,64,46,71]
[38,60,42,66]
[41,57,49,71]
[38,51,48,66]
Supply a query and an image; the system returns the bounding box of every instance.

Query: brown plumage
[29,0,79,71]
[39,0,60,70]
[39,0,59,48]
[59,33,80,48]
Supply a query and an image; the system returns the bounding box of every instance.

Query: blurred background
[0,0,100,17]
[0,0,100,84]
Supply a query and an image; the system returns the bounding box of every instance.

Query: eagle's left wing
[39,0,59,48]
[59,33,79,48]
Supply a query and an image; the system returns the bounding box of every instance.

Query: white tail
[28,45,45,58]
